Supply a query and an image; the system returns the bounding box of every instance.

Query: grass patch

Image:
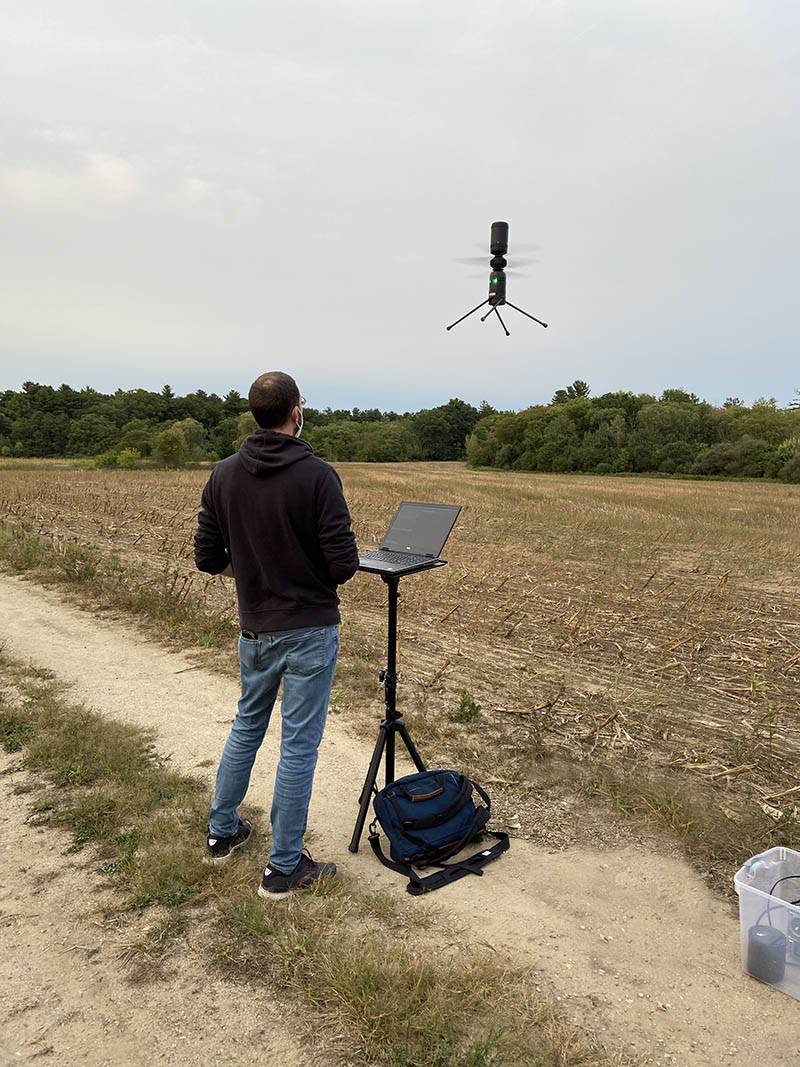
[214,891,601,1067]
[0,707,36,751]
[583,765,799,893]
[449,689,482,723]
[0,649,625,1067]
[0,518,237,651]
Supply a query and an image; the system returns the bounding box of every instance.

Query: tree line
[0,382,486,467]
[466,383,800,483]
[2,380,799,482]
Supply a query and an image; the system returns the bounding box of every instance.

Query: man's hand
[219,562,234,578]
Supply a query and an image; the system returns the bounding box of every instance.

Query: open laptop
[358,501,461,575]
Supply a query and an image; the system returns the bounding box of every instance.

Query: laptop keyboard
[360,550,432,565]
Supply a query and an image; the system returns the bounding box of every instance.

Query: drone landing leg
[446,299,490,331]
[505,301,548,329]
[493,306,510,336]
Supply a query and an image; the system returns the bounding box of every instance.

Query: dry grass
[1,461,800,887]
[0,650,626,1067]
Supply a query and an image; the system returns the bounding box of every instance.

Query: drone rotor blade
[454,256,490,266]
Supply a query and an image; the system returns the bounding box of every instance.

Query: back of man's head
[249,372,300,429]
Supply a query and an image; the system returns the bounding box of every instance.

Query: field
[2,461,800,881]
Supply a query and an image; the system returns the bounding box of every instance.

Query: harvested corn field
[1,461,799,877]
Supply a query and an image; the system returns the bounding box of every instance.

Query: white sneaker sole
[202,851,234,867]
[257,885,291,901]
[202,834,251,866]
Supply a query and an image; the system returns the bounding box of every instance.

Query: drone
[446,220,548,336]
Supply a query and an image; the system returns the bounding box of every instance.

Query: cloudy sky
[1,1,798,411]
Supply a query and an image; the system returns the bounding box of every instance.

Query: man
[194,371,359,900]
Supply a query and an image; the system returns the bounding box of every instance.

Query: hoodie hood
[238,429,313,476]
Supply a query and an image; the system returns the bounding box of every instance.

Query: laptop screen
[380,502,461,556]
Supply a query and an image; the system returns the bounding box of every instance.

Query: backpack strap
[368,822,509,896]
[368,830,427,893]
[405,832,510,896]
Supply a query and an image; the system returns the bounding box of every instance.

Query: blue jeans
[209,624,339,873]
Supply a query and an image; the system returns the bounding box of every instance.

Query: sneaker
[257,849,337,901]
[203,818,252,866]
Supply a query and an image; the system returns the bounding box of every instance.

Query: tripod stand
[349,566,442,853]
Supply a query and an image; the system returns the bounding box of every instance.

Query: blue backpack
[368,769,509,895]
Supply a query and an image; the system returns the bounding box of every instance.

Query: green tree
[112,388,166,426]
[412,399,480,460]
[118,419,153,456]
[152,426,190,468]
[222,390,248,417]
[10,412,70,457]
[172,417,207,460]
[209,416,241,459]
[234,411,258,450]
[116,448,141,469]
[307,421,362,462]
[780,453,800,483]
[692,436,776,478]
[160,384,179,421]
[359,420,415,461]
[351,407,384,423]
[536,414,582,471]
[66,414,117,457]
[465,413,504,467]
[627,403,705,472]
[177,389,223,431]
[552,380,591,404]
[661,388,699,404]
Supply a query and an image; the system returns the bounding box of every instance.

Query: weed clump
[449,688,482,723]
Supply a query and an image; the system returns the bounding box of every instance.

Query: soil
[1,573,799,1067]
[1,752,305,1067]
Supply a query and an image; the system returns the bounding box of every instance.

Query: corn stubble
[1,460,800,886]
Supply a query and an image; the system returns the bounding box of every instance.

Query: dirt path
[1,750,305,1067]
[1,574,798,1067]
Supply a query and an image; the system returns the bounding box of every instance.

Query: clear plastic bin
[734,846,800,1000]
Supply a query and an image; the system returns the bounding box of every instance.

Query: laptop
[358,501,461,575]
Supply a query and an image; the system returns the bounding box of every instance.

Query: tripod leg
[504,300,548,328]
[385,727,395,787]
[446,299,490,331]
[480,304,495,323]
[396,722,427,773]
[349,724,389,852]
[493,306,510,336]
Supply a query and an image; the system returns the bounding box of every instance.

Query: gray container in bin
[734,846,800,1000]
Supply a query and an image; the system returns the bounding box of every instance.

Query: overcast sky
[1,1,798,411]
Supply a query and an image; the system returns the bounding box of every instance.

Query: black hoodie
[194,430,359,632]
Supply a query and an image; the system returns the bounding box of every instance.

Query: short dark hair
[248,372,301,429]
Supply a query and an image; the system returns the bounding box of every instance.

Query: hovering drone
[446,220,548,336]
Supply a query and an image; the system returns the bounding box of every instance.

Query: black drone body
[446,220,548,336]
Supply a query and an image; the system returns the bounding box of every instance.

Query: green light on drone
[491,276,498,285]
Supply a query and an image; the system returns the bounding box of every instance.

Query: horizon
[2,377,797,414]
